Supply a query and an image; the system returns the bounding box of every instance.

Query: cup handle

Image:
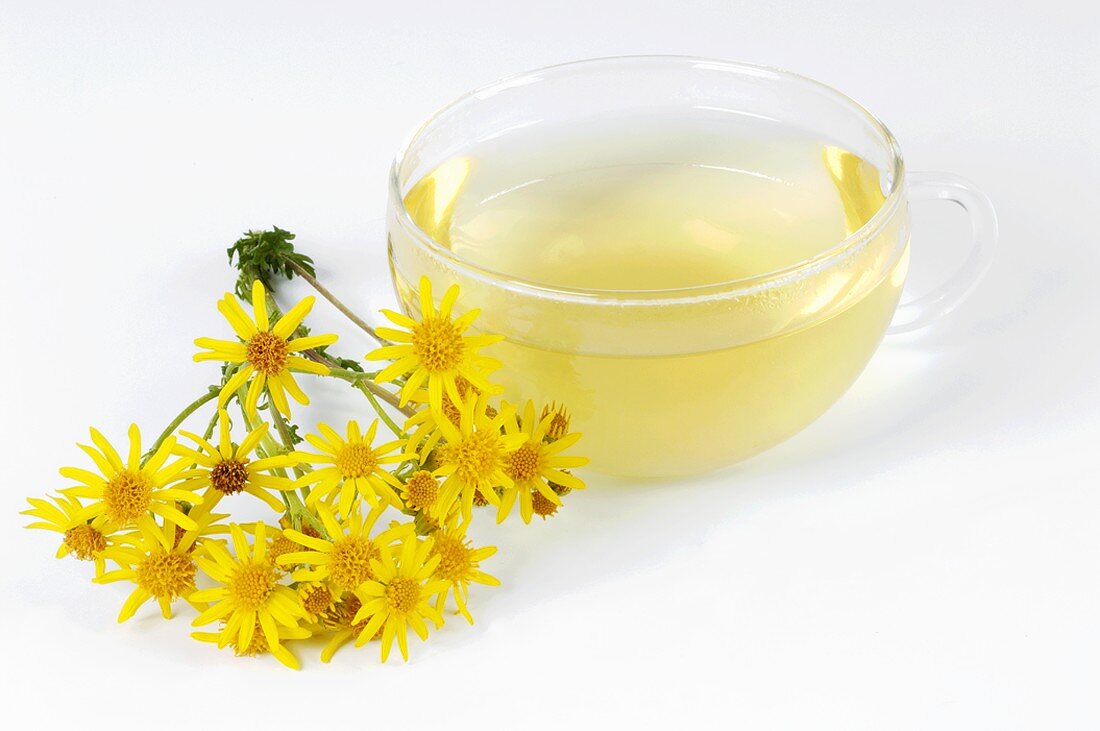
[888,171,998,334]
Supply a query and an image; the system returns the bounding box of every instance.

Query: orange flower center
[411,316,465,373]
[505,443,541,483]
[445,431,503,486]
[136,550,196,599]
[541,402,572,441]
[385,577,421,614]
[531,490,559,518]
[268,533,300,568]
[246,331,289,375]
[328,536,379,591]
[103,470,153,525]
[404,470,439,511]
[336,444,378,479]
[299,582,335,618]
[210,458,250,494]
[228,562,277,611]
[63,524,107,560]
[432,534,473,582]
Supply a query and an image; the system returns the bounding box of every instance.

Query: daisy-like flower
[267,516,311,569]
[190,522,308,670]
[540,401,573,441]
[22,494,119,577]
[399,469,443,514]
[192,621,311,663]
[402,374,480,464]
[60,424,199,530]
[430,517,500,624]
[94,509,225,622]
[294,419,409,513]
[352,532,449,662]
[173,409,297,512]
[497,400,588,524]
[297,581,339,626]
[318,593,378,663]
[366,276,502,413]
[430,393,528,521]
[194,279,338,418]
[277,503,409,595]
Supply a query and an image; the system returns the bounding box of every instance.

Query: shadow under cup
[386,57,910,478]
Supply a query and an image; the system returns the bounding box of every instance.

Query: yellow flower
[318,593,377,663]
[94,508,226,622]
[277,503,409,594]
[191,522,308,670]
[60,424,200,530]
[540,401,573,440]
[497,400,588,524]
[294,420,408,513]
[194,279,338,418]
[297,581,340,626]
[22,493,119,577]
[267,516,310,569]
[366,276,502,413]
[192,620,311,662]
[402,374,480,464]
[430,518,500,624]
[173,409,297,512]
[352,532,449,662]
[431,393,528,521]
[399,470,442,513]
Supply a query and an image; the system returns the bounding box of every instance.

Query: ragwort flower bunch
[23,227,589,669]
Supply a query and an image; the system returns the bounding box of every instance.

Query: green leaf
[227,227,317,299]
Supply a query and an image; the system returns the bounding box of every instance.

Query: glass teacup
[385,56,996,477]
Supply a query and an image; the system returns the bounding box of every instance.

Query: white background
[2,1,1098,728]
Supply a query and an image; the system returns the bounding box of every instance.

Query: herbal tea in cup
[386,57,996,477]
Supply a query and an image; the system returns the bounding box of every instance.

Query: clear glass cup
[385,56,997,477]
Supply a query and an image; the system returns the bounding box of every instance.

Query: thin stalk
[201,409,220,441]
[234,386,295,518]
[287,259,386,343]
[263,283,406,435]
[146,387,220,461]
[263,396,328,537]
[321,362,409,438]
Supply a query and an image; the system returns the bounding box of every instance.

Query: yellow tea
[391,112,907,476]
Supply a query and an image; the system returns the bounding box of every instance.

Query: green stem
[201,409,220,441]
[263,283,406,436]
[263,395,327,537]
[266,395,306,480]
[287,259,386,343]
[319,361,411,437]
[146,387,220,461]
[232,386,294,515]
[354,382,405,439]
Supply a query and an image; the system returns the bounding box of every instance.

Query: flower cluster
[24,231,588,669]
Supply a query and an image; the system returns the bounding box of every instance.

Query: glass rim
[388,54,906,305]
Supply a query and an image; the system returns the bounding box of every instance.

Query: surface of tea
[394,111,908,475]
